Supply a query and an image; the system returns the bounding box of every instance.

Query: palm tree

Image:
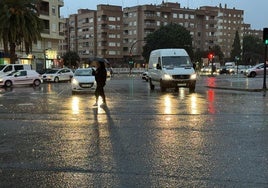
[0,0,43,64]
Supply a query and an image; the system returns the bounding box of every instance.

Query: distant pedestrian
[92,60,107,107]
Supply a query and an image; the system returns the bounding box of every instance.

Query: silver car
[0,70,42,87]
[42,68,73,82]
[244,63,268,77]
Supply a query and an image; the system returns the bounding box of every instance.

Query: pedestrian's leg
[93,86,99,106]
[100,87,106,104]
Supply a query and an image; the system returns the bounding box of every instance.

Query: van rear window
[14,65,24,70]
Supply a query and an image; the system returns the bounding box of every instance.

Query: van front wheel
[189,82,196,93]
[160,80,166,92]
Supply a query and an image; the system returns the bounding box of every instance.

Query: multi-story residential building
[59,5,123,66]
[59,2,262,67]
[199,4,245,58]
[96,5,123,64]
[0,0,64,71]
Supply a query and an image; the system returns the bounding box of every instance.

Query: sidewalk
[200,74,267,92]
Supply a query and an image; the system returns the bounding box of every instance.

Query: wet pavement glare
[0,76,268,187]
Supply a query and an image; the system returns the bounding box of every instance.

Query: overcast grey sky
[61,0,267,30]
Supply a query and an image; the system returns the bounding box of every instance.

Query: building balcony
[58,0,64,7]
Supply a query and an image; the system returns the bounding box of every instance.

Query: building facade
[0,0,64,71]
[58,2,262,67]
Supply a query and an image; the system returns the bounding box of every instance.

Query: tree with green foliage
[142,23,193,62]
[0,0,43,64]
[62,51,80,68]
[230,30,242,61]
[242,35,264,65]
[210,45,224,62]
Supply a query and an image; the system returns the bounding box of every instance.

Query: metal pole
[263,44,267,95]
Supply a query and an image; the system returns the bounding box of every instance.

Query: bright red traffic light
[208,53,214,60]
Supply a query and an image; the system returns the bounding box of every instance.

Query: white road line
[17,103,34,106]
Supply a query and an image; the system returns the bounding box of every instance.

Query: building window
[52,6,56,15]
[108,51,116,55]
[108,17,116,21]
[109,42,116,47]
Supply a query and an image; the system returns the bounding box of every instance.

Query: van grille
[172,75,190,79]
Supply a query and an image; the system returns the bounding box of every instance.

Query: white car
[244,63,268,77]
[42,68,73,82]
[71,68,96,94]
[0,70,42,87]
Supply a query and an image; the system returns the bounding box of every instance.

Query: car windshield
[7,71,17,76]
[74,69,93,76]
[162,56,192,68]
[45,69,59,74]
[0,65,6,71]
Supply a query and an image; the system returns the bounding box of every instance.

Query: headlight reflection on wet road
[71,96,80,114]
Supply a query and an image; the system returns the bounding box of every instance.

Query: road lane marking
[17,103,34,106]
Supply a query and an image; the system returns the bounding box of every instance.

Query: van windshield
[162,56,192,68]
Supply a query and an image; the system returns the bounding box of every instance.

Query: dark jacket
[93,64,107,86]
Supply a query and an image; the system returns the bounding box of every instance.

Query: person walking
[92,60,107,107]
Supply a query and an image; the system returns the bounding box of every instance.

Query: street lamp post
[44,49,47,70]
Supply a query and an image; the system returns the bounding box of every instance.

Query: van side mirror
[156,63,161,70]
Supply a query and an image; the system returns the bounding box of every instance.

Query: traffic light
[208,53,214,60]
[263,28,268,45]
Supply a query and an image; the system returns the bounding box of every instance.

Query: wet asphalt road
[0,75,268,187]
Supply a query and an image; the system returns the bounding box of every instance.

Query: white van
[0,64,32,77]
[148,49,196,92]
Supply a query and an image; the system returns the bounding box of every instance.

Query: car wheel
[149,78,155,90]
[250,72,256,77]
[33,79,41,86]
[4,80,12,87]
[54,77,59,82]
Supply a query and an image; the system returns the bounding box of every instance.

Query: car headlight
[72,78,78,85]
[163,74,172,80]
[190,73,197,80]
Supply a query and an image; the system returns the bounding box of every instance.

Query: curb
[205,86,264,92]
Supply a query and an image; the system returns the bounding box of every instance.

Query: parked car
[0,64,32,77]
[42,68,73,82]
[244,63,268,77]
[0,70,42,87]
[71,68,96,94]
[142,71,149,82]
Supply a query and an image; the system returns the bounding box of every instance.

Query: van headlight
[190,73,197,80]
[163,74,172,80]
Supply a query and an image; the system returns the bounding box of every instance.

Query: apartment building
[96,5,123,64]
[199,4,245,58]
[59,2,261,66]
[59,5,123,65]
[58,9,97,61]
[0,0,65,70]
